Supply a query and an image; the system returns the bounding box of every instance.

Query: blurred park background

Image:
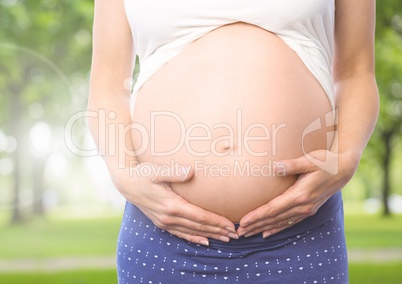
[0,0,401,283]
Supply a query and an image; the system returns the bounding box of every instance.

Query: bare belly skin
[130,22,334,222]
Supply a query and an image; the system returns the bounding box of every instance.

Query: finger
[239,180,328,237]
[261,216,305,238]
[165,221,236,243]
[167,229,210,246]
[140,208,235,244]
[240,208,309,238]
[239,193,323,238]
[239,187,300,229]
[237,183,311,237]
[260,199,326,237]
[148,192,238,240]
[238,167,322,230]
[153,213,237,243]
[276,155,315,177]
[150,163,194,183]
[168,200,238,236]
[237,204,270,235]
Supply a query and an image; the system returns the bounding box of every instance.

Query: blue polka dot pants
[117,193,348,283]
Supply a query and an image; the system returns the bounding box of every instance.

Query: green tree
[0,0,94,223]
[361,1,402,215]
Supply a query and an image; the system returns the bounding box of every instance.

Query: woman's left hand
[236,149,359,238]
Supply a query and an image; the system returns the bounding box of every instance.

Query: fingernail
[228,233,239,240]
[263,232,271,239]
[276,161,286,176]
[225,227,236,233]
[183,165,191,175]
[238,231,247,237]
[200,240,209,246]
[219,236,230,242]
[178,166,187,177]
[244,233,253,238]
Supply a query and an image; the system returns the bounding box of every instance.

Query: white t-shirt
[124,0,336,112]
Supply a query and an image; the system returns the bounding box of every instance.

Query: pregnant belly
[130,22,335,222]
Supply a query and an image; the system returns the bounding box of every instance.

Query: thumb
[276,155,312,177]
[152,163,194,183]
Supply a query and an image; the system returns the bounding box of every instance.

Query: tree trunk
[11,149,22,223]
[382,130,393,216]
[32,156,46,216]
[9,83,23,224]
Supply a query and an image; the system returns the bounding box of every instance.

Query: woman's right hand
[111,162,238,246]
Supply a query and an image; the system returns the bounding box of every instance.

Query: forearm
[332,0,378,163]
[332,72,379,162]
[88,0,139,184]
[87,85,139,181]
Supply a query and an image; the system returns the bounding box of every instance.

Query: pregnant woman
[88,0,379,283]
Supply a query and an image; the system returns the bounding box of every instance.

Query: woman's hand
[237,149,359,238]
[112,162,238,246]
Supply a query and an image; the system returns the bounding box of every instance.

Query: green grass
[0,264,401,284]
[0,213,401,259]
[0,213,400,283]
[0,270,117,284]
[344,214,402,248]
[349,262,402,284]
[0,217,121,259]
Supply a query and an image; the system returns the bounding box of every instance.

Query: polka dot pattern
[117,194,348,283]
